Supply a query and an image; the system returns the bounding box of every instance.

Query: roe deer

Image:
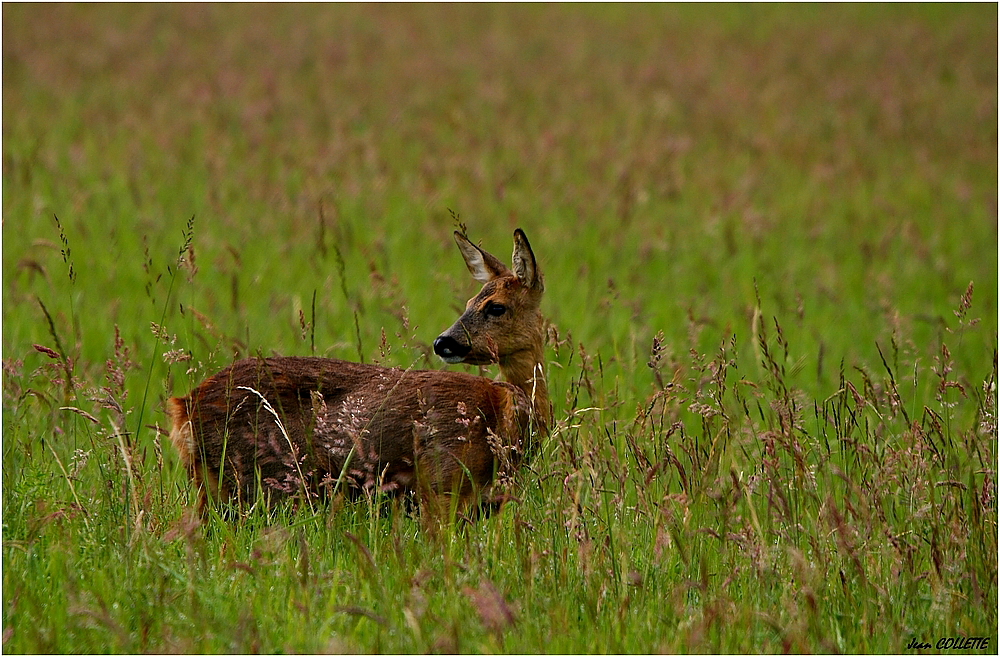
[167,228,550,515]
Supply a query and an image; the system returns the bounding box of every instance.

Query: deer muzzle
[433,334,470,364]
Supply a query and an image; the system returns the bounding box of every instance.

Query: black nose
[433,335,470,360]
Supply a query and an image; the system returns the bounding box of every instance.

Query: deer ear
[454,231,510,283]
[512,228,542,291]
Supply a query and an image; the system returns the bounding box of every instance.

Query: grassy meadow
[3,4,997,653]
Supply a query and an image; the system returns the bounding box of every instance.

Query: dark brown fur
[168,357,531,508]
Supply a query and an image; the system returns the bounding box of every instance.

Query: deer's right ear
[454,231,511,283]
[511,228,542,291]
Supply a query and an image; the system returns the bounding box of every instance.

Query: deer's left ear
[512,229,542,291]
[454,231,511,283]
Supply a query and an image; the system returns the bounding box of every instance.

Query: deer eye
[485,302,507,317]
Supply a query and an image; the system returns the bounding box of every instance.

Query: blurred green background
[3,4,996,653]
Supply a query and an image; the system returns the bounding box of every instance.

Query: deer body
[168,229,549,512]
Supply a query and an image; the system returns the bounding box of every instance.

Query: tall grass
[3,4,996,653]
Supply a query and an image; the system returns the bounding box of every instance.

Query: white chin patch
[440,355,465,364]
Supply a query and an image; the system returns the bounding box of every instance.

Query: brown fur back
[168,356,532,510]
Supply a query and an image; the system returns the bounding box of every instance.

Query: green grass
[3,4,997,653]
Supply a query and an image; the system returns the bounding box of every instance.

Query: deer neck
[499,343,551,436]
